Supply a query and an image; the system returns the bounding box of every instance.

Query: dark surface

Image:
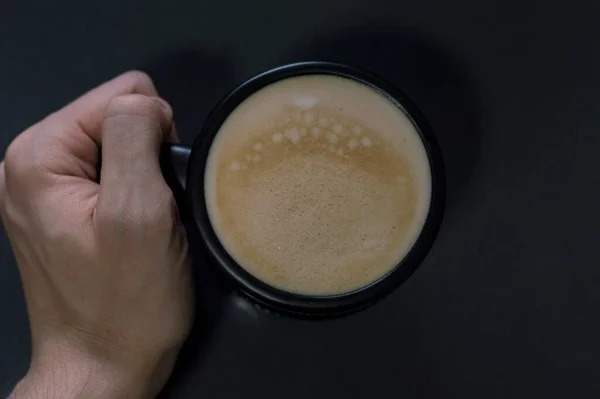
[1,1,599,398]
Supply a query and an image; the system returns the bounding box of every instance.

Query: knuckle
[145,189,178,229]
[4,139,23,171]
[5,132,55,179]
[105,94,168,123]
[97,187,178,234]
[123,70,154,90]
[4,134,32,177]
[106,94,159,116]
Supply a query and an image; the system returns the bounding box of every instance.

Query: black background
[1,1,600,398]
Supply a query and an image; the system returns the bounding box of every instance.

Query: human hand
[2,72,194,399]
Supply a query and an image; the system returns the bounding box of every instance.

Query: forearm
[10,361,145,399]
[9,365,122,399]
[9,341,175,399]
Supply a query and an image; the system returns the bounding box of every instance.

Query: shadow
[140,48,238,398]
[321,295,447,398]
[284,26,483,219]
[228,288,450,399]
[157,221,232,399]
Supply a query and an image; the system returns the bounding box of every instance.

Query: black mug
[158,62,444,316]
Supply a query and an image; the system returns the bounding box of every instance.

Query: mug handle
[160,144,191,198]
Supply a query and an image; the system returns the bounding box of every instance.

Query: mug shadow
[140,48,239,398]
[283,26,484,219]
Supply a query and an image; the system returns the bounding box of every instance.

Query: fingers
[96,94,173,217]
[57,71,160,144]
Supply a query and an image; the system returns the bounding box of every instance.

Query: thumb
[96,94,173,218]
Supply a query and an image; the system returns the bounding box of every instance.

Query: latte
[205,75,431,295]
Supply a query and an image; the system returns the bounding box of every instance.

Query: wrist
[10,339,178,399]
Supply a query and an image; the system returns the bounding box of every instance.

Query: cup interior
[187,62,445,316]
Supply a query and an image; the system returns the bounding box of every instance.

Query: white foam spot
[245,154,252,161]
[300,127,307,137]
[294,96,317,109]
[348,139,359,149]
[327,133,339,144]
[352,126,362,136]
[318,117,329,127]
[311,127,322,137]
[230,161,241,171]
[333,124,344,134]
[361,137,372,147]
[286,127,300,144]
[253,143,263,151]
[272,132,283,143]
[253,154,261,162]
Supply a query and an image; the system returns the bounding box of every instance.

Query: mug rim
[188,61,445,316]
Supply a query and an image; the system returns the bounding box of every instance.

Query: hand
[1,71,194,399]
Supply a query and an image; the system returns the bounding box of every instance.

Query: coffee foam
[205,75,432,295]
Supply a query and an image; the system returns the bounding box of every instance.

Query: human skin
[1,71,194,399]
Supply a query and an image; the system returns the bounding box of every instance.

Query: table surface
[2,1,600,398]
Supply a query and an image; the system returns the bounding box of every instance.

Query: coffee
[205,75,431,296]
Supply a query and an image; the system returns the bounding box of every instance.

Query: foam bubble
[272,132,283,143]
[300,127,308,137]
[229,161,241,171]
[361,137,372,147]
[286,127,300,144]
[253,143,263,151]
[348,139,359,150]
[253,154,261,162]
[318,117,329,127]
[294,96,317,109]
[333,124,344,134]
[336,148,344,156]
[311,127,322,137]
[352,126,362,135]
[327,133,339,144]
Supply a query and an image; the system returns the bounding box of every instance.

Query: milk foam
[205,75,432,295]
